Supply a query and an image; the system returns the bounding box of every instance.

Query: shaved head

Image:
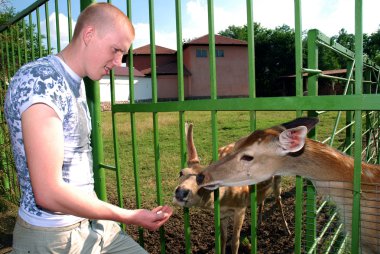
[73,2,134,40]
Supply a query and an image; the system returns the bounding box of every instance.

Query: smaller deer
[173,123,291,254]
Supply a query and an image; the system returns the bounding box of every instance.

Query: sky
[9,0,380,52]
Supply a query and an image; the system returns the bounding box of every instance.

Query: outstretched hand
[129,205,173,231]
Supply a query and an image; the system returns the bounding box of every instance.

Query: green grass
[99,110,349,209]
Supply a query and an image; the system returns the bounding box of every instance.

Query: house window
[216,49,224,57]
[196,49,207,58]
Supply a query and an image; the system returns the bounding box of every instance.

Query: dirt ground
[0,186,297,254]
[137,187,297,254]
[0,197,17,254]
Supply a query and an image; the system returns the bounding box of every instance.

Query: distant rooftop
[184,34,248,47]
[111,66,145,77]
[132,45,177,55]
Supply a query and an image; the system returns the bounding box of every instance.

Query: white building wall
[99,76,152,102]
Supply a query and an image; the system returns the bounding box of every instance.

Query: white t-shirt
[4,55,94,227]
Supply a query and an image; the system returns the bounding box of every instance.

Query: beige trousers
[11,216,148,254]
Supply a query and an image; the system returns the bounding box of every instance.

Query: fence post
[80,0,107,202]
[0,37,10,199]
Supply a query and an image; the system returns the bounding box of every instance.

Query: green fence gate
[1,0,380,253]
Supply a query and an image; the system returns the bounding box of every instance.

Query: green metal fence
[1,0,380,253]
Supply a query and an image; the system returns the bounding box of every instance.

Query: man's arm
[22,103,172,230]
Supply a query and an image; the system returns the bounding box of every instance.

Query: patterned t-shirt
[4,55,94,227]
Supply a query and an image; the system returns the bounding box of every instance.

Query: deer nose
[196,173,205,185]
[175,187,190,201]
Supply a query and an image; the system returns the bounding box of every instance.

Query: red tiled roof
[112,66,145,77]
[132,45,177,55]
[140,68,151,75]
[184,34,248,47]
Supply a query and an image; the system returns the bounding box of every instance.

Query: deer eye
[241,155,254,161]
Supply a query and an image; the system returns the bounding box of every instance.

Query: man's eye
[113,48,125,56]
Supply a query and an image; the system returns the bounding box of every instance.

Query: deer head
[173,123,214,208]
[196,117,319,189]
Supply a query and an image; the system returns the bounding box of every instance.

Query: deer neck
[196,188,215,209]
[279,139,380,184]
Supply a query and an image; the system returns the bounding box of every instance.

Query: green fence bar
[16,25,21,69]
[10,28,15,76]
[147,0,167,252]
[55,0,61,52]
[106,0,125,229]
[173,0,192,252]
[294,0,305,252]
[246,0,258,252]
[22,19,27,64]
[36,7,42,58]
[67,0,72,42]
[124,0,145,246]
[110,69,124,206]
[29,14,35,61]
[0,38,9,199]
[5,30,10,81]
[345,61,354,157]
[206,1,222,253]
[305,28,318,251]
[351,0,364,252]
[79,0,107,202]
[45,3,51,54]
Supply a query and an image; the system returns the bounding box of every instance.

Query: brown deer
[173,123,291,254]
[196,117,380,254]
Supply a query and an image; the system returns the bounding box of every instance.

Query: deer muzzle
[174,187,190,201]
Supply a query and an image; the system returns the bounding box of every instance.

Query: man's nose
[113,54,123,66]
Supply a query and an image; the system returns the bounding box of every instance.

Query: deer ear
[185,122,200,167]
[278,126,307,155]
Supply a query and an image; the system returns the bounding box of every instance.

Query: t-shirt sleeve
[11,60,68,121]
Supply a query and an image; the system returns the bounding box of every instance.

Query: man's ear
[278,126,307,155]
[82,26,95,46]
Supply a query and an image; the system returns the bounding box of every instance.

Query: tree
[219,23,380,96]
[365,27,380,66]
[333,28,355,51]
[331,27,380,66]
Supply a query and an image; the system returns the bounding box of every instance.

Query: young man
[5,3,173,253]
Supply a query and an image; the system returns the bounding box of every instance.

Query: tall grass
[100,110,347,209]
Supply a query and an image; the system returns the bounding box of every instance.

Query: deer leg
[221,218,228,254]
[230,208,246,254]
[257,201,264,226]
[275,196,291,235]
[273,176,291,235]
